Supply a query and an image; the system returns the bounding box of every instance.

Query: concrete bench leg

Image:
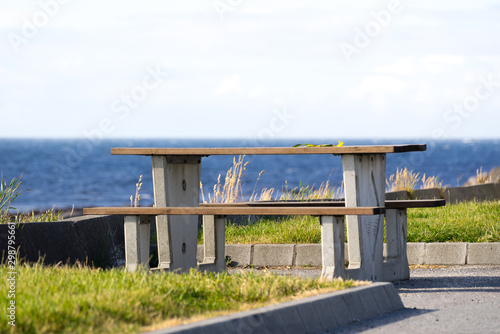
[383,209,410,281]
[198,215,226,273]
[124,215,151,272]
[320,216,346,280]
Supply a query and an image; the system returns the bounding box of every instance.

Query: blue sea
[0,138,498,211]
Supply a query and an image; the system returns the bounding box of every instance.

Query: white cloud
[422,55,465,74]
[375,55,466,76]
[352,75,408,96]
[0,0,499,139]
[375,58,419,76]
[215,75,242,95]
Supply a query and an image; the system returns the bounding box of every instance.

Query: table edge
[110,144,426,156]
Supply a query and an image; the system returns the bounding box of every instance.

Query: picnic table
[85,144,432,281]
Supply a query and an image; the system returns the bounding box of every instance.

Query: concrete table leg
[342,154,386,281]
[320,215,346,280]
[124,215,151,272]
[152,155,201,272]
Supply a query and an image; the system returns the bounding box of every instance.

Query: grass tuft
[475,167,492,184]
[202,155,249,203]
[386,167,420,195]
[1,175,62,223]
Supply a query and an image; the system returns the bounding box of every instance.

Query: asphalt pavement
[322,265,500,334]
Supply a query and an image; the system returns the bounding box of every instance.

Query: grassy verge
[0,263,360,334]
[406,200,500,242]
[213,200,500,244]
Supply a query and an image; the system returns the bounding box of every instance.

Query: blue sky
[1,0,499,140]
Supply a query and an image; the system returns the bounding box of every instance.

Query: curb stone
[424,242,467,265]
[219,242,500,267]
[145,282,403,334]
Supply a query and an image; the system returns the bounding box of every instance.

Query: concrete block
[467,243,500,264]
[385,190,410,200]
[369,283,394,314]
[412,188,445,200]
[445,184,500,204]
[0,215,125,267]
[71,215,125,265]
[381,283,405,310]
[425,243,467,265]
[340,289,368,322]
[342,285,379,320]
[324,294,351,326]
[311,296,342,328]
[295,301,324,333]
[294,244,321,266]
[249,309,287,334]
[161,284,405,334]
[407,243,425,265]
[225,244,252,267]
[272,306,308,334]
[239,313,272,334]
[253,244,294,267]
[222,313,272,334]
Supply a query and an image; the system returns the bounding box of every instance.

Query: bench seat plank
[200,199,446,209]
[110,144,426,156]
[83,206,385,216]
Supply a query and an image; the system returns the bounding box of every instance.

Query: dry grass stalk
[203,161,344,203]
[279,180,343,201]
[205,155,248,203]
[421,174,444,189]
[386,167,420,193]
[475,167,491,184]
[249,170,266,202]
[130,175,143,207]
[256,188,275,201]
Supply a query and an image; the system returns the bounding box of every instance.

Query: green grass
[213,201,500,244]
[224,216,322,244]
[0,262,359,334]
[406,200,500,243]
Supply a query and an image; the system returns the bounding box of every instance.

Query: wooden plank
[385,199,446,209]
[83,206,385,216]
[110,144,426,156]
[199,199,446,209]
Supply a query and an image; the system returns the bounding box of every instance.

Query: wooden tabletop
[111,144,426,156]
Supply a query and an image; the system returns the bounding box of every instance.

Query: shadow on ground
[322,308,435,333]
[394,276,500,294]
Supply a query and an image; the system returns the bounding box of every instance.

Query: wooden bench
[84,206,384,278]
[84,198,444,281]
[200,199,446,281]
